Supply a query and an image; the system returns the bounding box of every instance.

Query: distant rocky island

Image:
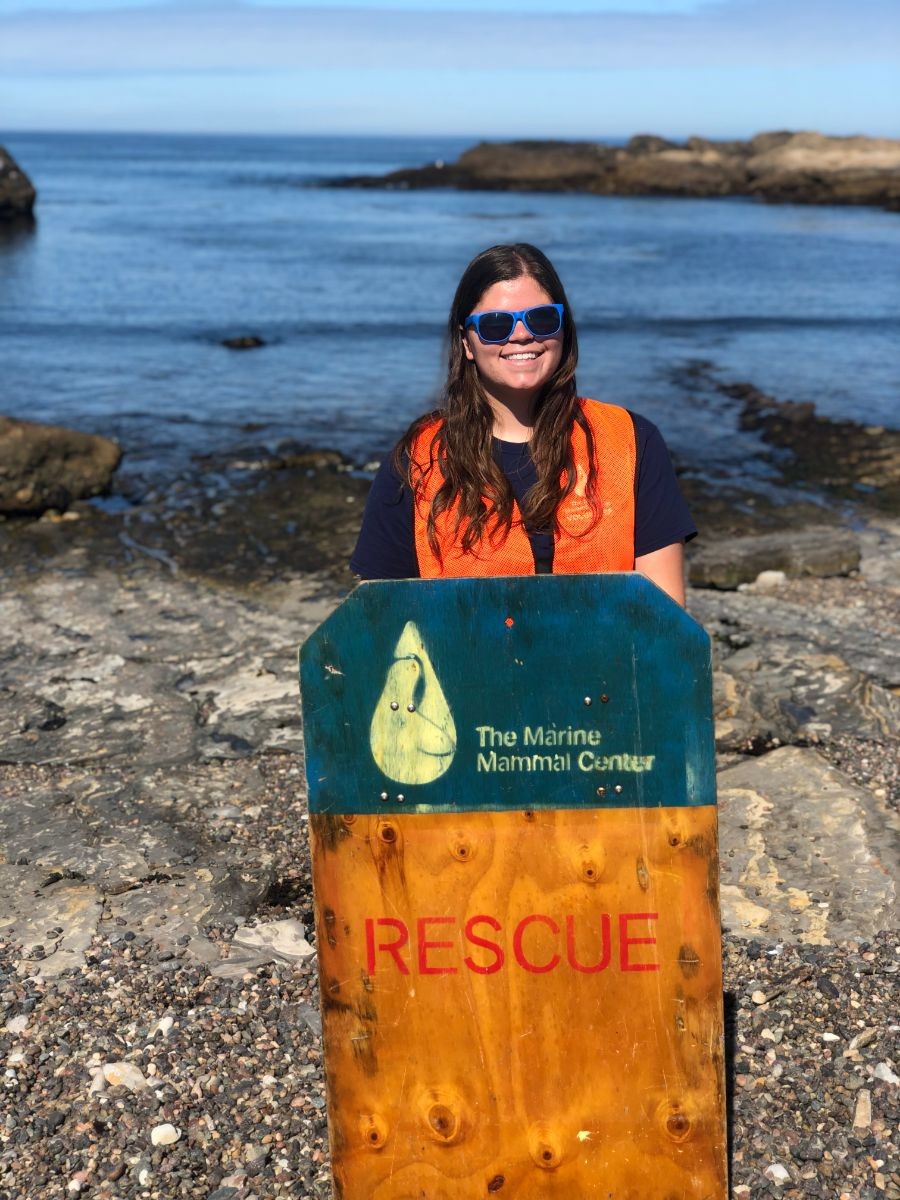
[0,146,36,219]
[331,131,900,212]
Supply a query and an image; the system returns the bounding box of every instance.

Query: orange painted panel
[312,805,726,1200]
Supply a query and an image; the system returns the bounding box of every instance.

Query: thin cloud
[1,0,898,74]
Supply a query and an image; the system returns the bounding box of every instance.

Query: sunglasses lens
[525,305,562,336]
[477,312,515,342]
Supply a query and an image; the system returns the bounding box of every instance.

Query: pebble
[4,1014,28,1034]
[752,569,788,591]
[150,1122,180,1146]
[101,1061,150,1091]
[151,1014,175,1038]
[853,1089,873,1130]
[765,1163,791,1185]
[0,751,895,1200]
[874,1062,899,1086]
[847,1027,878,1051]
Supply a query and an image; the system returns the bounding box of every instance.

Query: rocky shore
[331,131,900,212]
[1,388,898,1199]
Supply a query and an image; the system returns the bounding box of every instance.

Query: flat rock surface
[718,746,897,944]
[689,526,861,589]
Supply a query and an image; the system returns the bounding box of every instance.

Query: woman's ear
[461,329,475,362]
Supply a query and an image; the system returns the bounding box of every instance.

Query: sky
[0,0,898,138]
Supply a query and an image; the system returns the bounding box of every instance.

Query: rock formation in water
[0,146,36,218]
[332,131,900,212]
[0,416,122,514]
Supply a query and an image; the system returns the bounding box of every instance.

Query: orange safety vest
[411,399,636,578]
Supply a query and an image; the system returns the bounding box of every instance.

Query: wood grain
[312,805,726,1199]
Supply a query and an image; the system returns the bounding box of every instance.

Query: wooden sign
[300,575,726,1199]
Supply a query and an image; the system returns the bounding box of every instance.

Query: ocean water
[1,131,898,487]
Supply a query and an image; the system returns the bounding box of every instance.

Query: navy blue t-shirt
[350,410,696,579]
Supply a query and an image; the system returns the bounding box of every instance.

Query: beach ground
[1,397,898,1200]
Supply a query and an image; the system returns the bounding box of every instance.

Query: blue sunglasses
[465,303,564,345]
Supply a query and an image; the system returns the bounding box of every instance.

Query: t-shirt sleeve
[630,412,698,557]
[349,454,420,580]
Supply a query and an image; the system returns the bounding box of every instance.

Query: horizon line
[2,125,882,141]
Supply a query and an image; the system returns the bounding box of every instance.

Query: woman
[351,243,694,601]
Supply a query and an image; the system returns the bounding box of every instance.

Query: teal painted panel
[300,574,715,815]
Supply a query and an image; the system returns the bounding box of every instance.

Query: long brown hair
[396,243,597,559]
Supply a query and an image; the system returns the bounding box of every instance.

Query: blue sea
[1,131,898,489]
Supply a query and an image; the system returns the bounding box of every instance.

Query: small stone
[219,1173,247,1188]
[874,1062,900,1086]
[765,1163,791,1186]
[5,1015,28,1035]
[847,1027,878,1052]
[102,1061,149,1091]
[150,1122,180,1146]
[751,990,767,1005]
[822,1032,841,1043]
[853,1089,873,1130]
[753,569,787,590]
[231,918,315,962]
[151,1015,175,1038]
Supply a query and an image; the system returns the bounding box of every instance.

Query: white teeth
[506,352,537,360]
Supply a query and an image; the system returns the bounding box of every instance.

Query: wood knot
[528,1125,561,1170]
[677,944,702,978]
[449,833,475,862]
[666,1111,691,1140]
[659,1100,695,1143]
[341,813,357,826]
[487,1175,505,1192]
[534,1144,560,1170]
[378,824,397,844]
[523,810,536,822]
[359,1113,388,1150]
[419,1088,465,1145]
[571,841,605,884]
[636,857,651,890]
[427,1103,460,1143]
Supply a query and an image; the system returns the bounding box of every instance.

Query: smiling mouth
[503,351,540,361]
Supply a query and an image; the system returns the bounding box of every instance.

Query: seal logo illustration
[369,621,457,785]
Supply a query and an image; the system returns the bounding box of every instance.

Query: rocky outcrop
[0,416,122,514]
[0,561,335,977]
[723,380,900,513]
[689,527,861,589]
[0,147,36,219]
[717,746,897,944]
[332,131,900,212]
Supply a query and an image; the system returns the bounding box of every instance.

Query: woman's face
[462,274,564,404]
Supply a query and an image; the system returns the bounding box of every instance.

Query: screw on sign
[300,575,726,1198]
